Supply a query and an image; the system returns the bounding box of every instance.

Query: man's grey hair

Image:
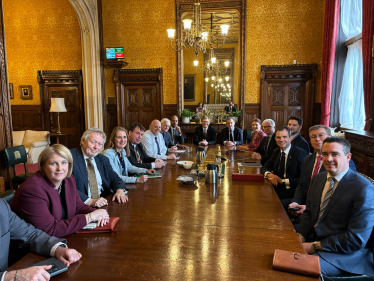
[161,118,171,124]
[226,117,235,122]
[81,127,107,144]
[262,119,275,127]
[202,116,210,121]
[309,125,331,136]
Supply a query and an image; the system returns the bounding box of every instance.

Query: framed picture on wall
[9,83,14,99]
[183,74,195,101]
[19,85,33,100]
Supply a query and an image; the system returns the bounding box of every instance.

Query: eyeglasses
[263,126,273,129]
[310,133,327,140]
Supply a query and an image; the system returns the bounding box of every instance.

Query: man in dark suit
[193,116,216,145]
[220,117,243,146]
[295,137,374,276]
[287,115,310,153]
[288,125,357,218]
[251,119,278,165]
[224,101,237,113]
[169,115,186,148]
[161,118,178,151]
[0,199,81,280]
[128,123,164,170]
[260,127,308,200]
[71,128,128,207]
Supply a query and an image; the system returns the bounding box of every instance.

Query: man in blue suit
[295,137,374,276]
[288,125,356,217]
[287,115,310,153]
[71,128,128,207]
[260,127,308,200]
[220,117,243,146]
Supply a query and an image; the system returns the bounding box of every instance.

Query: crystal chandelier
[166,0,229,57]
[193,48,229,75]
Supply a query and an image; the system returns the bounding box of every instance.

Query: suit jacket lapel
[76,149,89,192]
[322,170,354,219]
[95,155,105,181]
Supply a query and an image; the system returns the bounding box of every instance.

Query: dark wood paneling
[260,64,317,141]
[115,68,163,129]
[313,103,321,125]
[244,103,260,129]
[38,70,85,148]
[106,104,117,137]
[163,104,177,120]
[345,130,374,179]
[11,105,43,131]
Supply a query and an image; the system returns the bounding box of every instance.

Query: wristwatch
[312,241,320,251]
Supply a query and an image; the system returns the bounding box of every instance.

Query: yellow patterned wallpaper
[3,0,82,105]
[103,0,324,105]
[102,0,177,104]
[245,0,325,103]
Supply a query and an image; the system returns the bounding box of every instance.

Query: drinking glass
[188,146,193,153]
[238,163,246,174]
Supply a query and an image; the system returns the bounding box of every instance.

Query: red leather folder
[76,217,120,234]
[231,173,264,181]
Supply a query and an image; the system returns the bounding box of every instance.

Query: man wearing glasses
[193,116,216,145]
[288,125,356,219]
[251,119,278,165]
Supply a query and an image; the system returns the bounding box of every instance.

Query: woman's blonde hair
[105,126,130,157]
[38,144,73,177]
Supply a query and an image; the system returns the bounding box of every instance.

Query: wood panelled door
[260,64,317,140]
[115,68,162,129]
[38,70,85,148]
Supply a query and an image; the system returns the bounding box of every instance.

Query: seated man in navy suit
[220,117,243,146]
[71,128,128,207]
[288,125,356,218]
[128,123,165,169]
[169,115,187,149]
[260,127,308,200]
[287,115,310,153]
[295,137,374,277]
[161,118,178,152]
[193,116,216,145]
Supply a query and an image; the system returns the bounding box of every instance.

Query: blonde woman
[103,126,156,184]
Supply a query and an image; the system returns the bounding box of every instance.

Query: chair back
[1,145,28,168]
[0,189,15,204]
[244,129,253,142]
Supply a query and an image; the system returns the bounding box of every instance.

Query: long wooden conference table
[10,145,317,280]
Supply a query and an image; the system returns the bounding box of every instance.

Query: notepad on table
[135,171,162,178]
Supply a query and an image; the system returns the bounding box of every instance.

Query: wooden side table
[50,133,68,144]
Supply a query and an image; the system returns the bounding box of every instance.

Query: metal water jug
[205,163,218,184]
[196,146,206,163]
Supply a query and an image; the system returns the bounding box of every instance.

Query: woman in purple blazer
[11,144,110,238]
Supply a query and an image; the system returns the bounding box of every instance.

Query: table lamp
[50,98,67,134]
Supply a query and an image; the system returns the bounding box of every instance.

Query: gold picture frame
[19,85,33,100]
[9,83,14,99]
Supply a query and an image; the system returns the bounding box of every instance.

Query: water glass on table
[215,156,223,177]
[238,163,246,174]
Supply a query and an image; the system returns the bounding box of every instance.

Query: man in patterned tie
[71,128,129,207]
[295,137,374,277]
[288,125,356,218]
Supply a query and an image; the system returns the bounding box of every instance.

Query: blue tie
[155,136,161,155]
[117,151,126,174]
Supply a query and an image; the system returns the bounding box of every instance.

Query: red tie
[307,155,322,194]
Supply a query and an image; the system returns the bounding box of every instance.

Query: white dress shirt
[141,130,168,160]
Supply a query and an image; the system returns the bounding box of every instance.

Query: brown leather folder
[76,217,120,234]
[231,173,264,181]
[272,249,321,278]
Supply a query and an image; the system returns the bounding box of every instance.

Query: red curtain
[320,0,340,126]
[363,0,374,130]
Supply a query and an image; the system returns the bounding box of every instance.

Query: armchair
[12,130,50,164]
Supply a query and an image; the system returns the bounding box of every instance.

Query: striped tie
[307,155,323,194]
[314,177,336,229]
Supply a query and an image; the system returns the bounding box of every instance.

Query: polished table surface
[9,145,316,280]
